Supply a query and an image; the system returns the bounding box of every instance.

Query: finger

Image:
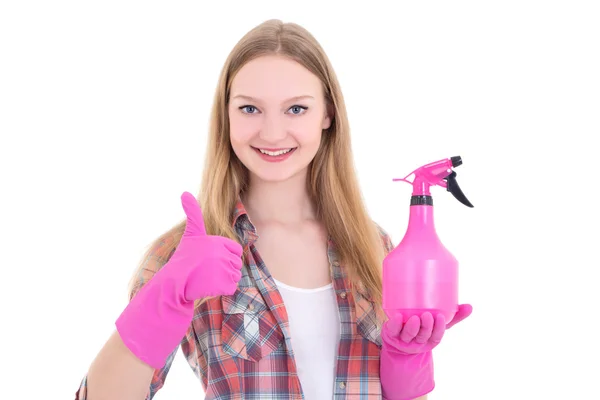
[447,303,473,329]
[223,239,243,258]
[230,268,242,284]
[399,315,421,343]
[430,313,446,343]
[414,312,434,344]
[225,251,243,271]
[386,312,403,337]
[181,192,207,236]
[223,281,238,296]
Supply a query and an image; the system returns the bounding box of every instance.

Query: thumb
[180,191,206,236]
[447,303,472,329]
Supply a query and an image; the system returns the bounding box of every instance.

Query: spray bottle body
[382,203,458,323]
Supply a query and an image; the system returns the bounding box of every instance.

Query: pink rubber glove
[115,191,243,369]
[380,305,472,400]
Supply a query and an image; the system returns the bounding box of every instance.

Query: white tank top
[273,278,341,399]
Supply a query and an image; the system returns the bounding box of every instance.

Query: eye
[288,105,308,115]
[239,105,258,114]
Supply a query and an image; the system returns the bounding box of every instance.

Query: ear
[322,103,334,130]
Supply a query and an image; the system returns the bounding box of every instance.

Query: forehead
[230,55,323,101]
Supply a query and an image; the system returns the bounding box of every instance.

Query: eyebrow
[231,94,315,103]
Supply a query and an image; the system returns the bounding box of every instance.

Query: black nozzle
[444,170,474,208]
[451,156,462,168]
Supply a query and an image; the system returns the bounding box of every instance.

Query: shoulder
[373,221,395,256]
[129,231,180,300]
[141,233,179,274]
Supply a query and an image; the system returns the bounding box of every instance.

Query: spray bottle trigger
[444,171,474,207]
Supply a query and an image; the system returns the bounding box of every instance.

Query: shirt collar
[232,196,259,245]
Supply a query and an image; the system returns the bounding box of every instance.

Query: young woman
[75,19,471,400]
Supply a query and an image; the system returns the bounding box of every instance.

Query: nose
[259,114,287,143]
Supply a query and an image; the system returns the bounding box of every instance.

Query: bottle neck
[407,196,437,235]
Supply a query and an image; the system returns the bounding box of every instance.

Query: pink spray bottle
[383,155,473,324]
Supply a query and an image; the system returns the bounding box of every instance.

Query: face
[228,55,332,183]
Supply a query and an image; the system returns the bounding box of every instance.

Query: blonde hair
[128,19,388,309]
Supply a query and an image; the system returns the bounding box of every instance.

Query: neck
[243,170,316,224]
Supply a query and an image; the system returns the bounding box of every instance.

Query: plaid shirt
[76,199,394,399]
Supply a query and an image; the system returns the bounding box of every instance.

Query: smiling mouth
[252,147,297,156]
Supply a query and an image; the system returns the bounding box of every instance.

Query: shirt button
[339,292,347,299]
[248,303,254,311]
[338,381,346,389]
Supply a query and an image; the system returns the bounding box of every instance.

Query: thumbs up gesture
[116,192,244,369]
[176,191,244,300]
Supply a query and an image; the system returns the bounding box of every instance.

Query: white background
[1,1,599,399]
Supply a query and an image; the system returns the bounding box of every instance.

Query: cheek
[229,110,258,145]
[291,114,324,144]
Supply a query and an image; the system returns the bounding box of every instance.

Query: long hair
[127,19,387,309]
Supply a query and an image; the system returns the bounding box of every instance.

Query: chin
[248,165,308,183]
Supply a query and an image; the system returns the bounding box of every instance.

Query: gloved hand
[380,305,472,400]
[115,191,243,369]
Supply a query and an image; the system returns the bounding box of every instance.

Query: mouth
[252,147,297,156]
[251,146,297,162]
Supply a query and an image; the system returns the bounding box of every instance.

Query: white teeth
[258,148,293,156]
